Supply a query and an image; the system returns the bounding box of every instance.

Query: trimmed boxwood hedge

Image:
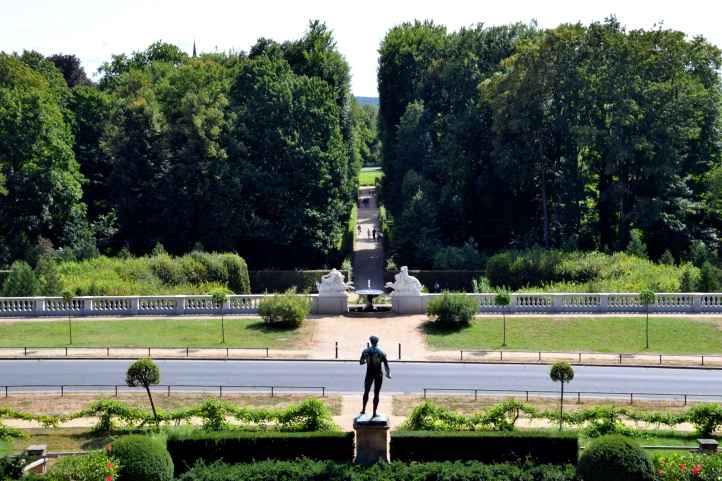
[111,435,174,481]
[177,459,577,481]
[384,270,485,292]
[167,431,355,474]
[250,270,351,293]
[390,431,579,465]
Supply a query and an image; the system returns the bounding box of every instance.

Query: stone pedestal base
[353,414,390,464]
[391,295,425,314]
[313,295,348,315]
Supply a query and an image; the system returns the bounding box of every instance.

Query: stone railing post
[82,298,93,316]
[509,294,519,314]
[552,294,563,313]
[598,294,609,313]
[129,297,139,315]
[175,296,186,315]
[691,293,702,313]
[34,298,46,316]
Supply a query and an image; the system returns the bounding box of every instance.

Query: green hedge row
[166,431,354,474]
[383,270,485,292]
[177,459,576,481]
[390,431,579,465]
[250,270,350,293]
[57,252,250,296]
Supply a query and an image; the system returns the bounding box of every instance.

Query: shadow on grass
[420,320,471,336]
[245,321,300,333]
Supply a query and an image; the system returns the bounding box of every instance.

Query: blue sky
[2,0,720,96]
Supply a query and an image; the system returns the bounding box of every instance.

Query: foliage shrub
[401,401,538,432]
[432,242,485,270]
[686,403,722,437]
[698,261,720,292]
[391,431,578,465]
[258,290,310,328]
[654,451,722,481]
[46,450,118,481]
[0,454,27,480]
[627,229,648,259]
[426,292,479,326]
[57,252,249,295]
[167,432,354,474]
[38,398,338,434]
[2,261,39,296]
[110,435,173,481]
[577,435,654,481]
[485,249,694,292]
[35,256,62,296]
[176,459,577,481]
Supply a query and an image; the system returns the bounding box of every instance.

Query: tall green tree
[226,54,349,266]
[0,53,87,264]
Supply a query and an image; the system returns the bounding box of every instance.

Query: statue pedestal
[314,295,348,315]
[353,414,390,464]
[391,295,424,314]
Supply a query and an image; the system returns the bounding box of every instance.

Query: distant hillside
[355,96,379,107]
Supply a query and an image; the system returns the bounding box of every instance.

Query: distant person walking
[372,228,377,240]
[367,228,371,239]
[357,225,362,237]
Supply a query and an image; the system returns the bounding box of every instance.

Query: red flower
[105,476,113,481]
[680,463,687,471]
[691,464,702,476]
[107,462,113,469]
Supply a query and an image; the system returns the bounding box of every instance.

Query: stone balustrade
[0,294,320,317]
[406,292,722,315]
[2,292,722,317]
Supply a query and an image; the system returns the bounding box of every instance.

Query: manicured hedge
[390,431,579,465]
[177,459,577,481]
[384,270,485,292]
[111,435,174,481]
[250,270,351,293]
[167,431,354,474]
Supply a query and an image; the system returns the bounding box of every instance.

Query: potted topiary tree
[639,289,655,350]
[494,290,511,347]
[61,289,74,345]
[211,290,228,344]
[126,358,161,426]
[550,361,574,431]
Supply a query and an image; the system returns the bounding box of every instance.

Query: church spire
[192,39,197,58]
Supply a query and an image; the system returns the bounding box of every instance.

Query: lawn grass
[424,316,722,354]
[359,169,383,186]
[0,318,305,348]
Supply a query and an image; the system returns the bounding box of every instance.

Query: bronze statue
[360,335,391,417]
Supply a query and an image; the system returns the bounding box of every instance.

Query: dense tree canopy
[0,21,358,268]
[378,19,722,267]
[0,53,87,264]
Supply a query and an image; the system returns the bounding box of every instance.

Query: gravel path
[354,187,384,290]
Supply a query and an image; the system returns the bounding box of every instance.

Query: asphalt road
[0,360,719,400]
